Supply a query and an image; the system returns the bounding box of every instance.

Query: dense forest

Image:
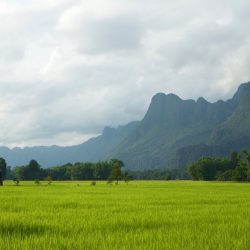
[188,149,250,181]
[129,149,250,181]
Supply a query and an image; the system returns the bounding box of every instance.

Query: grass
[1,181,250,249]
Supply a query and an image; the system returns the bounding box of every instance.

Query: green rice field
[1,181,250,250]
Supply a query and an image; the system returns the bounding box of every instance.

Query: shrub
[34,179,41,185]
[107,180,113,185]
[13,178,20,186]
[45,176,52,185]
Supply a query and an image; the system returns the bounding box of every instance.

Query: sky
[0,0,250,148]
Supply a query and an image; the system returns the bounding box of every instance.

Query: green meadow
[1,181,250,250]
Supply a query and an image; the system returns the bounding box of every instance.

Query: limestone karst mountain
[1,82,250,170]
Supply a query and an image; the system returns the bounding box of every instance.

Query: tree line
[0,158,129,185]
[188,149,250,181]
[128,168,189,180]
[1,149,250,185]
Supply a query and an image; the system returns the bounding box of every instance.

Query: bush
[13,178,20,186]
[34,179,41,185]
[45,176,52,185]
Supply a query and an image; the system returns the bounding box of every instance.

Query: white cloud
[0,0,250,147]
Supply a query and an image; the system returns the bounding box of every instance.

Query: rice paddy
[1,181,250,249]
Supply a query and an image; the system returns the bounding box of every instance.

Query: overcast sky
[0,0,250,148]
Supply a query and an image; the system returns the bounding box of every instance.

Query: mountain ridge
[0,81,250,169]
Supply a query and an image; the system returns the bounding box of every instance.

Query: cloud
[0,0,250,147]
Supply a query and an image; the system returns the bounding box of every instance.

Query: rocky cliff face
[109,82,250,169]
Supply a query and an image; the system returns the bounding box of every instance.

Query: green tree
[110,159,124,184]
[0,158,7,186]
[26,160,44,180]
[241,149,250,166]
[14,160,45,180]
[216,169,233,181]
[93,161,112,180]
[188,161,203,180]
[233,149,250,181]
[123,171,133,184]
[230,151,240,168]
[45,176,52,185]
[189,157,232,181]
[6,166,14,180]
[232,165,248,181]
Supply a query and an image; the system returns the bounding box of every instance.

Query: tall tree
[110,159,124,184]
[0,158,7,186]
[230,151,240,168]
[15,160,45,180]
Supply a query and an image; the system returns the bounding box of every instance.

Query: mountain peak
[152,92,182,103]
[153,92,166,98]
[166,93,182,100]
[238,81,250,90]
[233,81,250,104]
[197,97,208,104]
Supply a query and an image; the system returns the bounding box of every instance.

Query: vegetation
[129,168,189,180]
[2,149,250,183]
[188,150,250,181]
[3,159,128,183]
[1,181,250,249]
[3,158,189,182]
[0,157,7,186]
[109,159,124,184]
